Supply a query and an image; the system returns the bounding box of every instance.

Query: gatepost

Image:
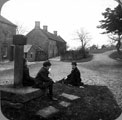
[0,34,43,116]
[13,35,27,87]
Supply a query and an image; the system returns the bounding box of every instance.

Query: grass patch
[109,51,122,61]
[89,49,115,54]
[61,54,93,63]
[2,83,121,120]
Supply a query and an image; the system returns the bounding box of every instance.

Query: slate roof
[42,30,66,43]
[58,35,66,43]
[24,45,32,53]
[0,15,16,27]
[24,44,44,53]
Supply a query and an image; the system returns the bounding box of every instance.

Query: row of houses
[0,1,66,62]
[25,21,66,61]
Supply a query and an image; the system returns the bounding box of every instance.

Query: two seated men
[23,59,84,100]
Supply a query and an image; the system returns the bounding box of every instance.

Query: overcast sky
[1,0,118,48]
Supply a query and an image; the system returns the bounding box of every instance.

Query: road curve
[79,50,122,109]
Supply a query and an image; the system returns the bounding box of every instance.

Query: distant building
[0,0,17,61]
[24,44,47,62]
[26,21,66,60]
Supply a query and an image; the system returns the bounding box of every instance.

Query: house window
[30,52,33,58]
[24,53,27,58]
[3,46,8,58]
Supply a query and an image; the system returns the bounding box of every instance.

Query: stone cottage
[24,44,47,62]
[0,0,16,61]
[26,21,66,60]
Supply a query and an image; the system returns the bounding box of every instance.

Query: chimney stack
[43,25,48,32]
[35,21,40,29]
[54,31,57,36]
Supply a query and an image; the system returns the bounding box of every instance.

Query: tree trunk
[116,39,121,54]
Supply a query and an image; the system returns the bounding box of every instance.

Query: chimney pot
[43,25,48,32]
[35,21,40,29]
[54,31,57,36]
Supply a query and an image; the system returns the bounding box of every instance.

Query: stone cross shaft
[13,35,27,87]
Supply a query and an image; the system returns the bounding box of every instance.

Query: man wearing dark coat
[63,62,84,87]
[34,61,57,100]
[23,58,35,86]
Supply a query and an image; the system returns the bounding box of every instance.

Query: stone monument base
[0,85,43,103]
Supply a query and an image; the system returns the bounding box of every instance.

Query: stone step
[59,101,71,107]
[36,106,59,118]
[60,93,80,100]
[0,86,43,103]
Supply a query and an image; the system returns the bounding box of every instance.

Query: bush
[60,48,90,61]
[109,51,122,60]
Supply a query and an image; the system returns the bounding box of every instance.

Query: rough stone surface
[36,106,59,118]
[0,86,42,103]
[13,35,27,45]
[0,51,122,119]
[60,93,80,100]
[59,101,71,107]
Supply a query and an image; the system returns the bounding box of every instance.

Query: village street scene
[0,0,122,120]
[0,46,122,120]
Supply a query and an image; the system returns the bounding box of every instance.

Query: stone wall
[48,40,58,58]
[0,22,16,61]
[27,30,49,55]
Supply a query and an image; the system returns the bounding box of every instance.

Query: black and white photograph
[0,0,122,119]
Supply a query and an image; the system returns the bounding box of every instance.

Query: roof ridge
[0,15,16,27]
[41,29,66,42]
[26,26,66,43]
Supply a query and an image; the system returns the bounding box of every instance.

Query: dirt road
[0,50,122,109]
[78,51,122,109]
[49,50,122,109]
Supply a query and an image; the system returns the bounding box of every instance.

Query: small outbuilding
[24,44,47,62]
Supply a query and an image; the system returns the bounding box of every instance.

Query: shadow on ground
[1,83,122,120]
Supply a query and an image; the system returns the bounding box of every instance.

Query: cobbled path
[0,50,122,109]
[79,51,122,109]
[49,51,122,109]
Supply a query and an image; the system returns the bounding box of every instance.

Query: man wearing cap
[63,62,84,87]
[34,61,57,100]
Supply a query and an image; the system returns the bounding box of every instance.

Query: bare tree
[75,28,91,49]
[73,28,91,58]
[16,23,28,35]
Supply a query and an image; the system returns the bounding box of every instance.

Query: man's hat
[43,61,51,67]
[71,61,77,66]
